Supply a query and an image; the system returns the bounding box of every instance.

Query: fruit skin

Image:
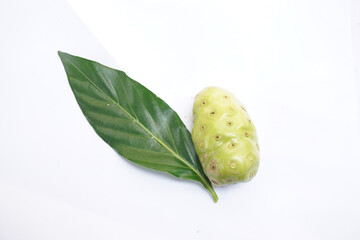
[192,87,260,186]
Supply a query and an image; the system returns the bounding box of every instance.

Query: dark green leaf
[58,51,218,202]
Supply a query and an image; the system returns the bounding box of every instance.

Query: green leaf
[58,51,218,202]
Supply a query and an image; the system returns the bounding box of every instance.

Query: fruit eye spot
[249,170,256,178]
[210,111,215,116]
[227,121,233,126]
[201,101,206,106]
[241,106,247,112]
[209,159,219,175]
[229,160,237,169]
[248,154,254,161]
[256,143,260,151]
[199,142,204,148]
[228,143,236,148]
[224,95,229,99]
[245,132,249,137]
[248,119,252,124]
[215,135,221,141]
[200,125,206,131]
[209,161,218,172]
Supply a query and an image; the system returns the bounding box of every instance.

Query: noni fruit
[192,87,260,186]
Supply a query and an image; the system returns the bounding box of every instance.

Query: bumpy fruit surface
[192,87,260,186]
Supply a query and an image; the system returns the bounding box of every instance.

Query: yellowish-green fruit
[192,87,260,186]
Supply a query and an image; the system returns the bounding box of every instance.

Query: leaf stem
[205,184,218,203]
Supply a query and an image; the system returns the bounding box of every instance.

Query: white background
[1,0,360,239]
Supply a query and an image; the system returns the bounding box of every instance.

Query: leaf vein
[64,57,209,188]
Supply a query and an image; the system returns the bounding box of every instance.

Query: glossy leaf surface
[58,51,218,202]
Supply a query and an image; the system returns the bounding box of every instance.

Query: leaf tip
[58,50,68,59]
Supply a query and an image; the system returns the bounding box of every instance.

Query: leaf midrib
[65,57,208,184]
